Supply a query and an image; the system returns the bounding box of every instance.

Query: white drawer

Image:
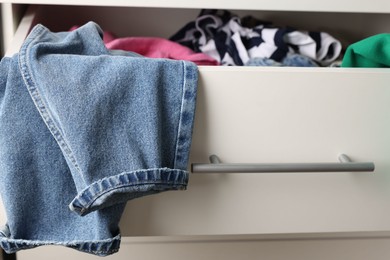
[121,67,390,236]
[3,5,390,238]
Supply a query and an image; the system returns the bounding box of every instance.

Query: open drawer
[126,67,390,236]
[3,4,390,238]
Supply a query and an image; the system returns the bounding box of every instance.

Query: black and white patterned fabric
[170,9,342,66]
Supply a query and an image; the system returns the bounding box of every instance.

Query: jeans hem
[0,230,121,256]
[70,167,189,216]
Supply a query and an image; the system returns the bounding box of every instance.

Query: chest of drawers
[1,1,390,240]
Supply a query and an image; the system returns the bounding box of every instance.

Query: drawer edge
[5,5,37,57]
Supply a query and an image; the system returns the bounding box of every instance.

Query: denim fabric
[0,22,198,255]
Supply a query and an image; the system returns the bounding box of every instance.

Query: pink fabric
[102,31,116,44]
[106,37,219,65]
[70,26,219,65]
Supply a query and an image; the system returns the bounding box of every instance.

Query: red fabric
[70,26,219,65]
[106,37,219,65]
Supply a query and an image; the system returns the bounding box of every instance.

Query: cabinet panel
[6,5,390,56]
[5,0,390,13]
[120,67,390,236]
[15,236,390,260]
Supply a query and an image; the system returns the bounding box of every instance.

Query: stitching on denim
[74,167,187,196]
[173,61,197,170]
[1,244,120,256]
[2,246,119,256]
[0,235,121,255]
[0,242,119,254]
[0,235,121,244]
[72,168,189,212]
[173,61,187,169]
[81,181,187,208]
[77,181,187,215]
[17,25,87,185]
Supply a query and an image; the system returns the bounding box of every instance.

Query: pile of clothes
[91,9,342,67]
[169,10,342,67]
[72,10,389,68]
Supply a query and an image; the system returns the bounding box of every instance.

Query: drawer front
[120,67,390,236]
[14,235,390,260]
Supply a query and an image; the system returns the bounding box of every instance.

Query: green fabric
[341,33,390,68]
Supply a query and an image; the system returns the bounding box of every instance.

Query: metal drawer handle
[191,154,375,173]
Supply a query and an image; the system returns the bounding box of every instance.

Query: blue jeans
[0,22,198,256]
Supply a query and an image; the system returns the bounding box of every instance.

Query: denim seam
[0,242,119,255]
[173,60,186,169]
[173,61,197,169]
[0,244,119,256]
[0,234,121,255]
[79,181,187,215]
[71,168,188,214]
[18,24,87,186]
